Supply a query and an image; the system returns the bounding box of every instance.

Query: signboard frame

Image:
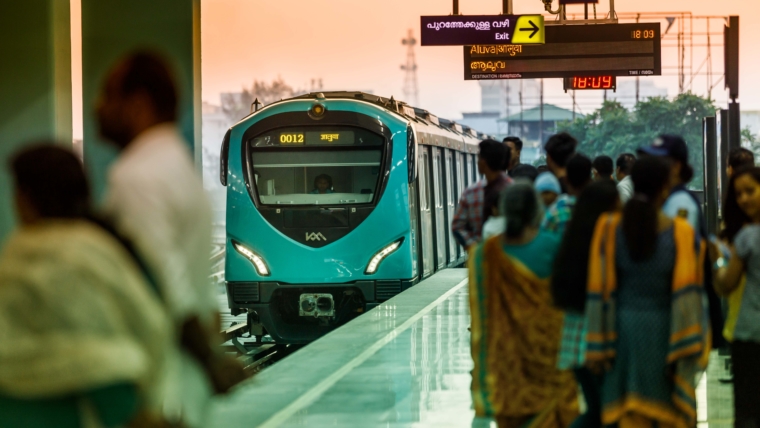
[420,14,545,46]
[463,22,661,80]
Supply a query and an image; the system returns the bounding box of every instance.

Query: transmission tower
[401,29,419,106]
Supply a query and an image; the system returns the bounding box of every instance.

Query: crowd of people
[0,52,245,427]
[457,133,760,428]
[1,50,757,428]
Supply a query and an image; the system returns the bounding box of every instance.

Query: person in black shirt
[592,155,614,181]
[544,133,578,194]
[503,136,522,173]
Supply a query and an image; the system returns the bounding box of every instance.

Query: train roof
[288,91,497,141]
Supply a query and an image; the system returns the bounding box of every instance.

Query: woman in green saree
[470,181,578,428]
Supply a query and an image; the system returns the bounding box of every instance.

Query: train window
[445,152,453,203]
[456,153,464,202]
[249,127,384,206]
[436,153,444,208]
[420,152,430,210]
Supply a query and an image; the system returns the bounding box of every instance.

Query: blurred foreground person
[615,153,636,204]
[585,156,709,428]
[727,147,755,178]
[503,136,523,175]
[97,51,244,426]
[536,172,561,208]
[452,139,510,251]
[0,145,170,427]
[551,181,619,428]
[640,135,725,350]
[543,154,592,235]
[469,182,577,428]
[510,163,539,182]
[712,167,760,428]
[591,156,613,181]
[544,132,578,193]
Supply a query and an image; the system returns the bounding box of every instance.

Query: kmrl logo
[305,232,327,242]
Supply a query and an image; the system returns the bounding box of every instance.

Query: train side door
[470,154,479,183]
[455,152,466,261]
[444,149,456,265]
[417,147,434,278]
[432,148,447,270]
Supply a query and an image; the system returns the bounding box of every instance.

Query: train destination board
[463,23,661,80]
[421,15,545,46]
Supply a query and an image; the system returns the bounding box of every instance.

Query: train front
[221,94,416,343]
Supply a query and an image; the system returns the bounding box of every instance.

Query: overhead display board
[421,15,545,46]
[463,23,661,80]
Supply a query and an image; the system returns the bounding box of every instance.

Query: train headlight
[232,241,270,277]
[308,102,327,120]
[365,238,404,275]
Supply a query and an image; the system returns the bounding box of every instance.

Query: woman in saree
[584,155,710,428]
[0,145,171,427]
[551,180,620,428]
[470,181,578,428]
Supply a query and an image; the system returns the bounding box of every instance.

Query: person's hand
[708,240,721,264]
[586,360,611,375]
[208,354,247,394]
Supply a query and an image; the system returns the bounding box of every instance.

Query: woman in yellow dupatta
[470,182,578,428]
[584,156,710,428]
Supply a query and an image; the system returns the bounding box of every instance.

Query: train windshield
[248,126,384,206]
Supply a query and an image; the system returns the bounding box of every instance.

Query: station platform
[210,268,734,428]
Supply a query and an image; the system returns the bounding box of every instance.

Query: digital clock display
[564,76,616,90]
[631,29,656,39]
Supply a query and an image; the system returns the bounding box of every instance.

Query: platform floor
[211,269,734,428]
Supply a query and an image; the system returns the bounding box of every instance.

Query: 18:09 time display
[631,29,655,39]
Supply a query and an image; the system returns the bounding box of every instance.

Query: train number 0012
[280,133,305,144]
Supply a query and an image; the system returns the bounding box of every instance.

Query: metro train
[220,92,489,343]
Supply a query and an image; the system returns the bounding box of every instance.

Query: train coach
[220,92,489,343]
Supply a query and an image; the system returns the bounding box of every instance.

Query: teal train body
[221,92,487,343]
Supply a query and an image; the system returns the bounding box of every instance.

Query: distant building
[202,100,235,224]
[458,112,501,137]
[479,80,541,116]
[501,104,583,163]
[459,80,541,139]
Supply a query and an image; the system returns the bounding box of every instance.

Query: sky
[71,0,759,139]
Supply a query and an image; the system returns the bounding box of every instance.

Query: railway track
[211,239,301,373]
[220,323,302,375]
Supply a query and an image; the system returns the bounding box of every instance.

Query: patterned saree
[469,236,578,428]
[585,214,711,428]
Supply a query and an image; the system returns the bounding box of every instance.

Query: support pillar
[0,0,72,245]
[81,0,201,199]
[702,116,718,235]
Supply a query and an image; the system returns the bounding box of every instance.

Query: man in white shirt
[615,153,636,204]
[96,52,243,426]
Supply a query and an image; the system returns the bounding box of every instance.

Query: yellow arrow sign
[512,15,545,44]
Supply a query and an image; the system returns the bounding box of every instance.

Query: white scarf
[0,221,170,404]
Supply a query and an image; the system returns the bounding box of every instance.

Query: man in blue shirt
[639,135,700,230]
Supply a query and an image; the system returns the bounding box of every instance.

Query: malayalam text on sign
[420,15,545,46]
